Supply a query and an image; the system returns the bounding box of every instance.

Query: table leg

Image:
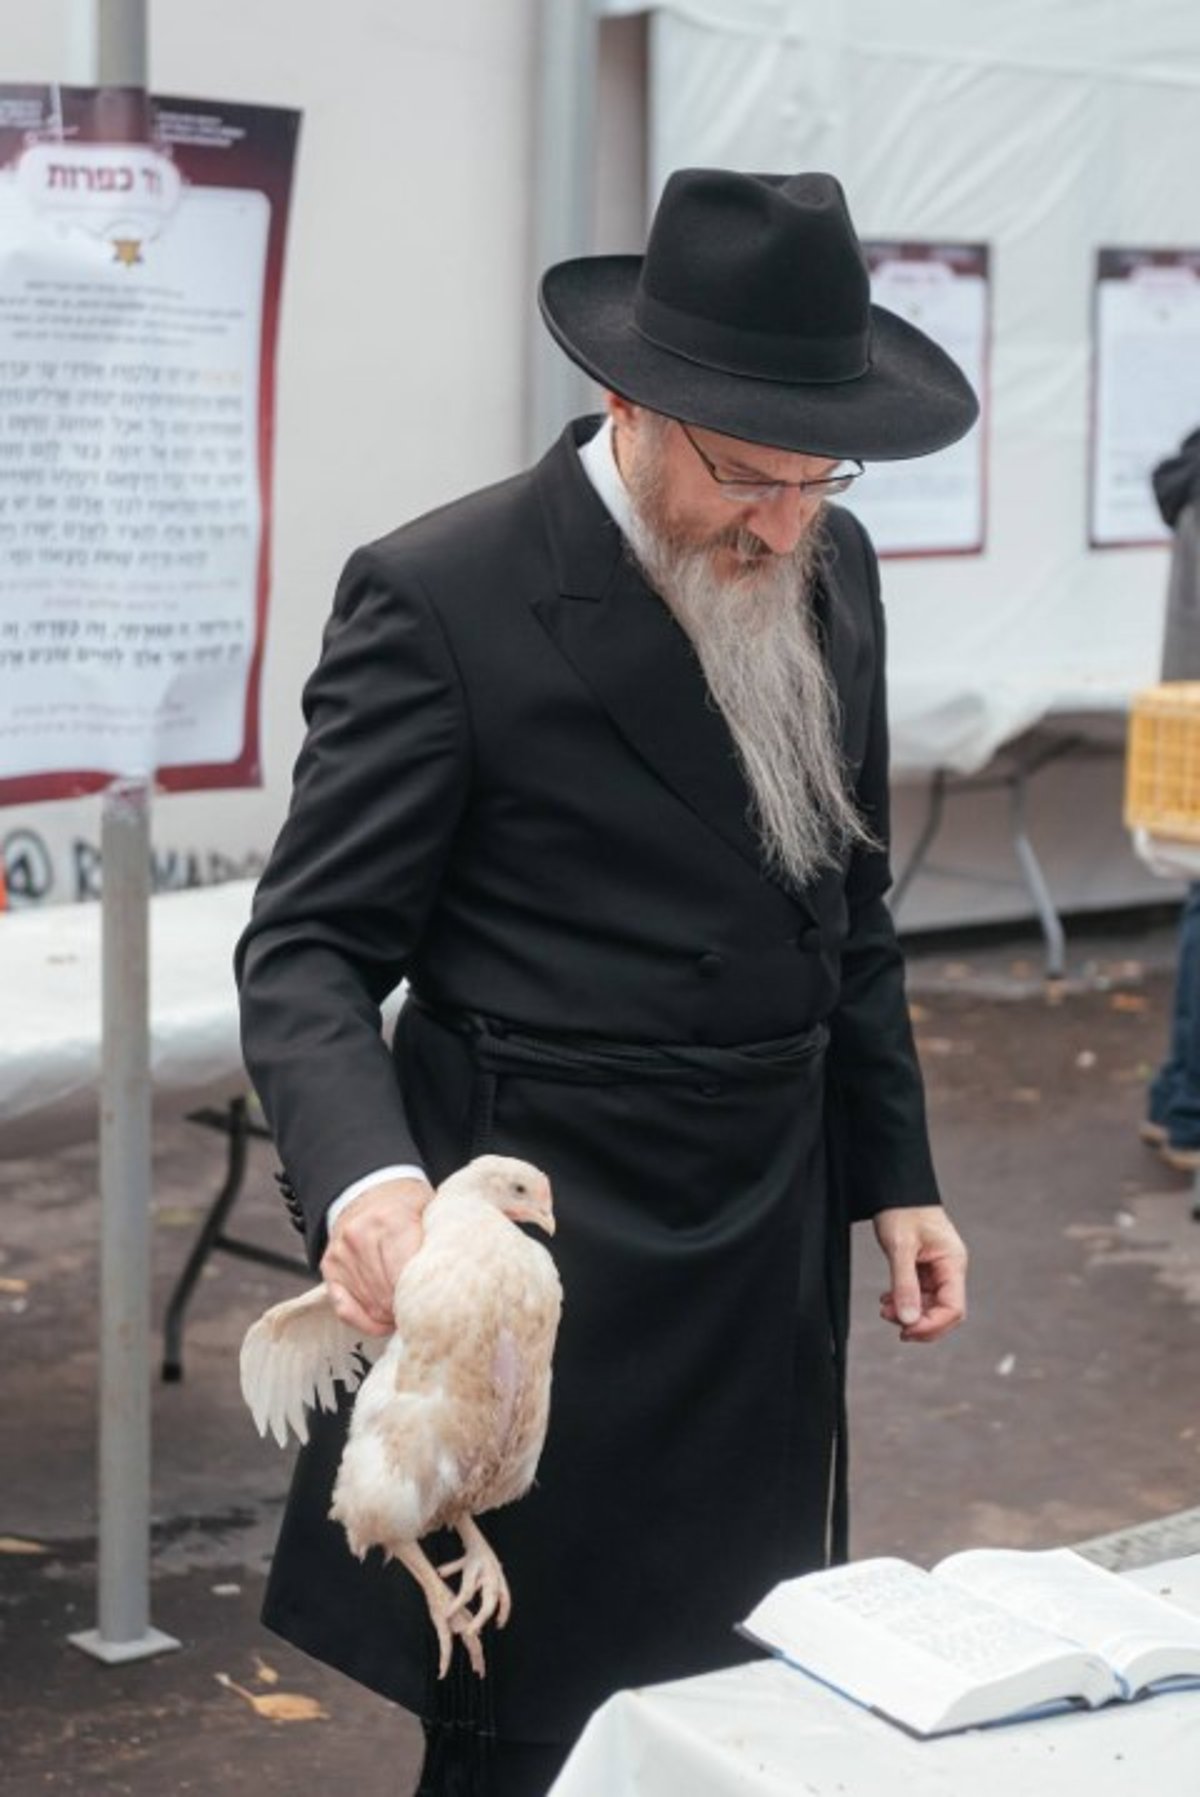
[160,1097,251,1382]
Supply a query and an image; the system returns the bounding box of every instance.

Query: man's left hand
[872,1206,968,1344]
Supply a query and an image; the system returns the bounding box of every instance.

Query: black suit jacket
[237,418,938,1246]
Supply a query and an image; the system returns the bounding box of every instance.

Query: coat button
[697,952,724,977]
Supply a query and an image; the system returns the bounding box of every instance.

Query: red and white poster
[849,241,990,559]
[1089,247,1200,550]
[0,85,298,803]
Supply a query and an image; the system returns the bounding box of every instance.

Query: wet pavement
[3,912,1200,1794]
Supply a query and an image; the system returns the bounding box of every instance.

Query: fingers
[324,1280,392,1339]
[319,1177,430,1331]
[321,1225,395,1327]
[879,1280,964,1343]
[873,1206,968,1346]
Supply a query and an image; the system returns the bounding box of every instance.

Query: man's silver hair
[621,411,877,888]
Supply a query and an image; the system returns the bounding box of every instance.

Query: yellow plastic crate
[1126,682,1200,843]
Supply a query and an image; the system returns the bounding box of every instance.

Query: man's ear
[606,391,637,428]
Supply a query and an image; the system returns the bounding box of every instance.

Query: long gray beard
[624,488,877,888]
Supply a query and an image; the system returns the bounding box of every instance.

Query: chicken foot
[391,1540,483,1679]
[439,1514,512,1659]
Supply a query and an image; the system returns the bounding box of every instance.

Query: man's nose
[743,487,822,555]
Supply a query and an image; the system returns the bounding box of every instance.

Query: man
[237,169,974,1795]
[1142,427,1200,1172]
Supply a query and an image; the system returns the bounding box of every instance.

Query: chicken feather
[240,1280,384,1448]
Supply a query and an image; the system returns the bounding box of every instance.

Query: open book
[740,1548,1200,1736]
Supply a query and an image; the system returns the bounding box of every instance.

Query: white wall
[0,3,1177,934]
[0,0,544,902]
[616,0,1195,930]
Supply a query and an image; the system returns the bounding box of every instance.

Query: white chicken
[239,1154,562,1676]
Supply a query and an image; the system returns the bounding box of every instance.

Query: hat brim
[540,256,979,462]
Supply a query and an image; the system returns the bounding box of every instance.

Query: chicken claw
[392,1542,463,1679]
[440,1515,512,1636]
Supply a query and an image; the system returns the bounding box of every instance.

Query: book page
[741,1557,1117,1734]
[935,1548,1200,1691]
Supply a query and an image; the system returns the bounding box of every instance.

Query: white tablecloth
[550,1556,1200,1796]
[0,880,255,1158]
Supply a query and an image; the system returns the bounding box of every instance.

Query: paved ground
[4,912,1200,1794]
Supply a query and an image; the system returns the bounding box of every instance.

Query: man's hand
[320,1177,433,1338]
[872,1205,967,1344]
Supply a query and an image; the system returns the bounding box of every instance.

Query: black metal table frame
[160,1096,307,1382]
[890,730,1123,981]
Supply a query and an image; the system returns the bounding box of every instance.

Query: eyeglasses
[677,422,864,503]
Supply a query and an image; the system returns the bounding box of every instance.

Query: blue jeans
[1149,884,1200,1147]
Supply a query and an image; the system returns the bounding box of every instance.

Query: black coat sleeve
[235,546,472,1258]
[827,516,941,1223]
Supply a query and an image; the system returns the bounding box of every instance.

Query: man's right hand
[319,1177,433,1337]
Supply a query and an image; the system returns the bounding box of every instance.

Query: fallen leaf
[0,1536,48,1555]
[1009,959,1034,977]
[1110,993,1149,1014]
[996,1353,1016,1377]
[155,1207,199,1229]
[941,962,972,979]
[253,1655,280,1686]
[255,1693,327,1723]
[1075,1050,1097,1070]
[211,1582,241,1597]
[0,1276,29,1295]
[1011,1087,1041,1103]
[908,1003,930,1024]
[215,1672,327,1723]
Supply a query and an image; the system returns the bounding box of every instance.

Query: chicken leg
[392,1540,480,1678]
[440,1515,511,1648]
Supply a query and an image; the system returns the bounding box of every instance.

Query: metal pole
[526,0,600,460]
[94,0,147,82]
[70,787,176,1662]
[68,0,178,1665]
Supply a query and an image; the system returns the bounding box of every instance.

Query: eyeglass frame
[676,421,864,503]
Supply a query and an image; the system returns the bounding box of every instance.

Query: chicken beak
[514,1203,555,1237]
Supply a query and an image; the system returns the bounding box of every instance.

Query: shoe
[1159,1139,1200,1173]
[1140,1119,1169,1148]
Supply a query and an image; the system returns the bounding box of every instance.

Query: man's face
[612,399,839,586]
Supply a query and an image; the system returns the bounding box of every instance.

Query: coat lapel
[530,423,868,927]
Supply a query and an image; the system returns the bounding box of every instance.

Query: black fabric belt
[407,991,827,1090]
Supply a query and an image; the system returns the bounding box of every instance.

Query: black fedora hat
[539,169,978,462]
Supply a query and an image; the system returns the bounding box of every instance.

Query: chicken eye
[514,1182,528,1195]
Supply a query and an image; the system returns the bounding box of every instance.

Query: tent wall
[0,3,1186,933]
[608,0,1197,928]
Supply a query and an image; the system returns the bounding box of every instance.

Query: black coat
[236,419,941,1743]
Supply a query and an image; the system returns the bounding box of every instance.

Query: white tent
[605,0,1200,930]
[2,0,1195,934]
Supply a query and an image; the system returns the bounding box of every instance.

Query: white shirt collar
[577,415,637,540]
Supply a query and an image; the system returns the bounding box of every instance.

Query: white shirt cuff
[325,1164,430,1233]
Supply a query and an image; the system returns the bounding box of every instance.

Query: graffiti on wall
[1,826,263,905]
